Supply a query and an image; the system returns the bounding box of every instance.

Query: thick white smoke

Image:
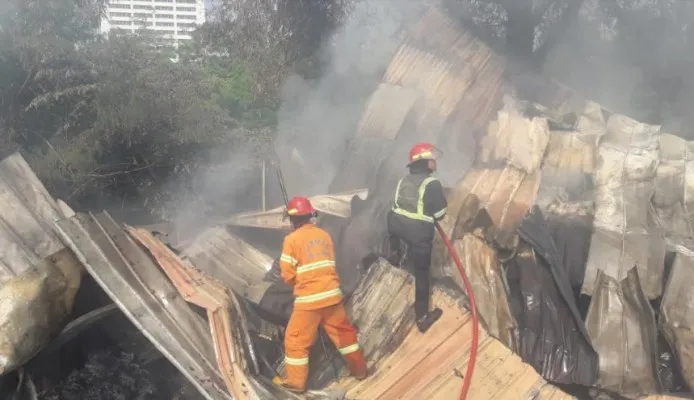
[273,0,435,197]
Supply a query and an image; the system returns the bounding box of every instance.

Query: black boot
[416,308,442,333]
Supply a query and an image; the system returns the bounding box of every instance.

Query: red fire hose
[435,222,479,400]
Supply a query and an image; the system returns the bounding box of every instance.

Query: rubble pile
[1,5,694,400]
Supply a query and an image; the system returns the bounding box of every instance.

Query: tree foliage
[3,0,694,216]
[198,0,352,96]
[0,0,272,214]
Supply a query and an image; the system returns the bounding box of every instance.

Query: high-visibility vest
[392,175,445,223]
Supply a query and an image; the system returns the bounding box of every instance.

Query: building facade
[101,0,206,47]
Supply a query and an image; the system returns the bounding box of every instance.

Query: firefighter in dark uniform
[387,142,447,333]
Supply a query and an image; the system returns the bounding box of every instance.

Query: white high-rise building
[101,0,206,47]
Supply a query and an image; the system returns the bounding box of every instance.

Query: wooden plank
[325,262,570,400]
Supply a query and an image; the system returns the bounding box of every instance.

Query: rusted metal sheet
[224,189,367,230]
[429,183,518,349]
[458,166,542,248]
[328,260,572,400]
[660,246,694,392]
[432,166,541,280]
[127,227,261,400]
[54,211,231,400]
[456,234,518,350]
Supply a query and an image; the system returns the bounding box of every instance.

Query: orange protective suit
[277,223,367,391]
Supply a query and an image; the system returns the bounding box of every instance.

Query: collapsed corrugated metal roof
[215,5,693,398]
[329,6,505,194]
[3,2,694,399]
[660,247,694,393]
[183,225,273,304]
[0,153,83,375]
[53,211,232,400]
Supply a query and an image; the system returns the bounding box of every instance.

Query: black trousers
[387,212,434,320]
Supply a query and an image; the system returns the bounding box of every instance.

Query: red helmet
[286,196,316,217]
[408,142,437,166]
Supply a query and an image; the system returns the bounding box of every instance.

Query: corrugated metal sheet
[355,83,419,140]
[224,190,367,230]
[458,166,542,247]
[575,113,665,396]
[660,246,694,392]
[384,43,476,120]
[54,211,232,400]
[328,261,571,400]
[0,152,83,374]
[182,226,272,304]
[330,7,505,193]
[653,133,694,245]
[456,234,518,350]
[127,227,262,400]
[479,102,551,174]
[429,183,519,349]
[585,267,659,396]
[544,130,597,174]
[0,153,68,281]
[582,113,665,299]
[405,7,506,132]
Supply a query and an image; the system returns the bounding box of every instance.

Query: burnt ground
[24,276,197,400]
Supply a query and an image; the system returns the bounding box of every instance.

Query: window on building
[109,12,131,18]
[156,6,173,11]
[177,14,196,20]
[176,0,196,4]
[176,6,196,12]
[157,22,175,27]
[108,3,130,9]
[134,5,154,10]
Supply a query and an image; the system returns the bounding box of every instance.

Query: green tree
[0,0,274,213]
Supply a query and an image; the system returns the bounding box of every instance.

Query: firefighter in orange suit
[272,196,367,393]
[387,142,447,333]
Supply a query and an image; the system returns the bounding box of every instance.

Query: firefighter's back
[287,224,343,310]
